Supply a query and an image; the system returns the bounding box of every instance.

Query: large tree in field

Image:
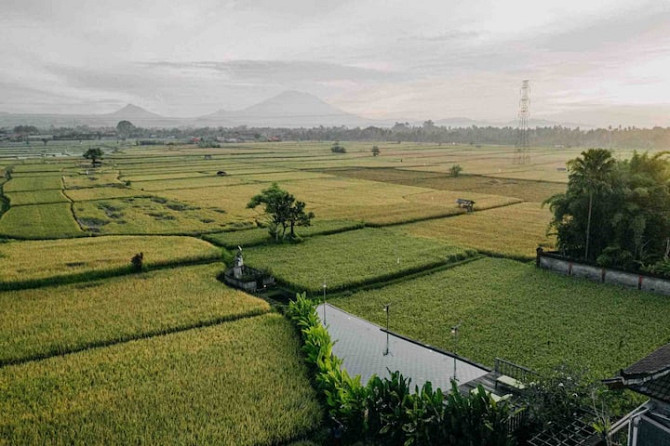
[83,147,104,167]
[247,183,315,240]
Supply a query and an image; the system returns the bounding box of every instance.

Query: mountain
[103,104,163,120]
[198,91,372,128]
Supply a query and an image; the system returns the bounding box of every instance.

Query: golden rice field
[0,235,220,285]
[0,314,322,445]
[331,168,566,203]
[63,171,123,188]
[395,202,555,259]
[73,197,237,234]
[0,263,269,365]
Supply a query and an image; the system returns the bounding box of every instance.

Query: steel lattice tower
[516,80,531,164]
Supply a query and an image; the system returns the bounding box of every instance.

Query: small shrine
[222,247,275,292]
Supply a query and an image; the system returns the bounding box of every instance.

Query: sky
[1,0,670,127]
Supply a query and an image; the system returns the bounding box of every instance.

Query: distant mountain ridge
[0,91,591,129]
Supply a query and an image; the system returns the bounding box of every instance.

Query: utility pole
[451,323,461,382]
[322,281,327,325]
[383,303,391,356]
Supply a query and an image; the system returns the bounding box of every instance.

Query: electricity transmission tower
[515,80,531,164]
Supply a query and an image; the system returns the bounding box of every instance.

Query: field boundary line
[0,308,270,368]
[61,176,86,233]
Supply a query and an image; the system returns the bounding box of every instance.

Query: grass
[334,257,670,379]
[244,228,477,293]
[73,197,239,234]
[203,219,364,248]
[395,202,555,259]
[0,235,221,286]
[0,313,323,445]
[0,263,269,365]
[0,203,82,238]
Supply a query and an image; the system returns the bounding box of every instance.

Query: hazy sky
[1,0,669,126]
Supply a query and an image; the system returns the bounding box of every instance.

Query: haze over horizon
[2,0,670,128]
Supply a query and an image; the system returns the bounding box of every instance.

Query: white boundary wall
[536,250,670,296]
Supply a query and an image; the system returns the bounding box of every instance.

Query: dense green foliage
[335,257,670,379]
[546,149,670,269]
[244,228,476,293]
[83,147,104,166]
[286,294,516,445]
[0,314,322,445]
[247,182,315,240]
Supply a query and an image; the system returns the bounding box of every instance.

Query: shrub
[131,252,144,272]
[286,294,516,445]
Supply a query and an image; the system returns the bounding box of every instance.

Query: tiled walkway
[318,303,488,390]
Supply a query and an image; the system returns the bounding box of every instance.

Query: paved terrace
[318,303,489,391]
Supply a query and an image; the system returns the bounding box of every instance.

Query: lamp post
[322,281,327,325]
[451,323,460,382]
[383,303,391,356]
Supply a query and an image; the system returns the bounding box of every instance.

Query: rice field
[203,219,364,248]
[63,171,123,188]
[334,257,670,379]
[395,202,555,259]
[331,168,567,203]
[3,174,63,192]
[4,188,69,205]
[0,235,220,285]
[0,263,269,365]
[0,203,82,238]
[0,314,322,445]
[244,228,477,293]
[161,177,520,227]
[73,197,241,234]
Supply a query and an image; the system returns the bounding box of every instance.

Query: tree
[331,141,346,153]
[545,149,670,268]
[83,148,104,167]
[371,145,380,157]
[116,120,135,140]
[567,149,616,260]
[449,164,463,177]
[247,183,314,240]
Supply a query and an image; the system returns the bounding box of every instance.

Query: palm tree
[567,149,616,260]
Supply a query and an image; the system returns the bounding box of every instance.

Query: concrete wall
[537,252,670,296]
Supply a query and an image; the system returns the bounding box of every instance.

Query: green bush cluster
[286,293,517,445]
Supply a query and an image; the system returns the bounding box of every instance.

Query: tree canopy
[247,183,315,240]
[116,120,135,140]
[545,149,670,271]
[83,147,104,167]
